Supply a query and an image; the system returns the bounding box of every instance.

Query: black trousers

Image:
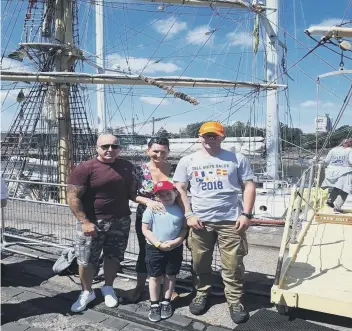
[135,204,147,273]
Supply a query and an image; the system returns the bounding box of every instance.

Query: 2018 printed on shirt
[192,163,231,191]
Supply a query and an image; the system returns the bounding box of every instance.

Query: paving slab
[119,303,140,313]
[80,309,108,323]
[15,291,44,302]
[135,306,149,318]
[192,321,206,331]
[101,317,129,330]
[1,287,25,301]
[2,323,30,331]
[207,326,231,331]
[23,264,54,279]
[167,314,192,327]
[2,253,351,331]
[121,323,155,331]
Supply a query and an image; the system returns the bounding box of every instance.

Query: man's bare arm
[235,179,256,234]
[174,182,192,214]
[174,181,203,229]
[67,184,90,224]
[241,180,256,214]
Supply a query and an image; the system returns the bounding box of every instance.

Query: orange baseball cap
[199,121,225,137]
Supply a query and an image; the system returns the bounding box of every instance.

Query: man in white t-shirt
[173,121,256,324]
[322,138,352,212]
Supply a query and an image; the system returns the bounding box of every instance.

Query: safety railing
[272,164,323,289]
[1,179,224,272]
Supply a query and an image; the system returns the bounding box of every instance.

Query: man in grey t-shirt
[173,121,256,324]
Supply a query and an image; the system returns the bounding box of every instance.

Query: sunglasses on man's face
[201,133,221,139]
[98,144,120,150]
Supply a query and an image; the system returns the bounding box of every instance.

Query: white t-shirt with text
[173,149,254,222]
[325,146,352,180]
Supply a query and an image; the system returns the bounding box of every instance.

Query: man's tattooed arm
[67,184,90,224]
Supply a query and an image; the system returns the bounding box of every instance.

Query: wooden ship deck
[271,192,352,318]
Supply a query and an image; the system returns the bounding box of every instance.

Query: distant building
[315,114,332,133]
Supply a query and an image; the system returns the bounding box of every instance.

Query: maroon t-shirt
[68,158,136,220]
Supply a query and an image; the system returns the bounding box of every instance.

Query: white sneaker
[71,290,96,313]
[101,285,119,308]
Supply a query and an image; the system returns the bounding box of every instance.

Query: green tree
[155,127,171,138]
[179,122,204,138]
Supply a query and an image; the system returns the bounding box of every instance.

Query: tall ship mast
[1,0,96,203]
[2,0,350,210]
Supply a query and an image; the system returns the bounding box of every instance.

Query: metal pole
[265,0,279,180]
[55,0,74,204]
[96,0,105,133]
[302,166,315,221]
[135,0,253,9]
[290,171,306,244]
[152,117,155,136]
[273,185,297,286]
[306,26,352,38]
[0,72,286,89]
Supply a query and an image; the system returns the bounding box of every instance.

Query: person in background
[67,133,138,313]
[173,121,256,324]
[130,137,173,302]
[1,178,8,208]
[322,138,352,212]
[142,181,187,322]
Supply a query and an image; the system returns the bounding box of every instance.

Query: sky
[1,0,352,135]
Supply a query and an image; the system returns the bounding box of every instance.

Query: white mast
[96,0,105,133]
[265,0,279,180]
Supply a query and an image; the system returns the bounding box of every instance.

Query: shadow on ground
[290,308,352,329]
[1,255,55,288]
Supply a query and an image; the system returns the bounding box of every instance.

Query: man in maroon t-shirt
[68,133,137,313]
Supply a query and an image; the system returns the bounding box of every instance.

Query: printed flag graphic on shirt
[216,169,228,176]
[194,170,204,182]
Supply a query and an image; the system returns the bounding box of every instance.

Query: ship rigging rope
[1,102,19,113]
[341,0,352,25]
[307,35,352,61]
[134,4,246,135]
[219,7,352,85]
[132,5,266,135]
[299,126,352,148]
[85,0,261,82]
[172,89,261,158]
[1,0,25,63]
[105,10,191,125]
[316,83,352,160]
[105,4,235,132]
[84,1,184,64]
[2,1,350,146]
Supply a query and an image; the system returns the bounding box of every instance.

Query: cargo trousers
[188,221,248,305]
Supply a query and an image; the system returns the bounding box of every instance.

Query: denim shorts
[75,216,131,267]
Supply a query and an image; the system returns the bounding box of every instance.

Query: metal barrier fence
[1,179,222,273]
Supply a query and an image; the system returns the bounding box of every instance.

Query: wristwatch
[154,241,161,248]
[241,212,253,219]
[185,211,196,218]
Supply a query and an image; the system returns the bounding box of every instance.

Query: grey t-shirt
[142,204,185,245]
[173,149,254,222]
[325,146,352,167]
[325,146,352,180]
